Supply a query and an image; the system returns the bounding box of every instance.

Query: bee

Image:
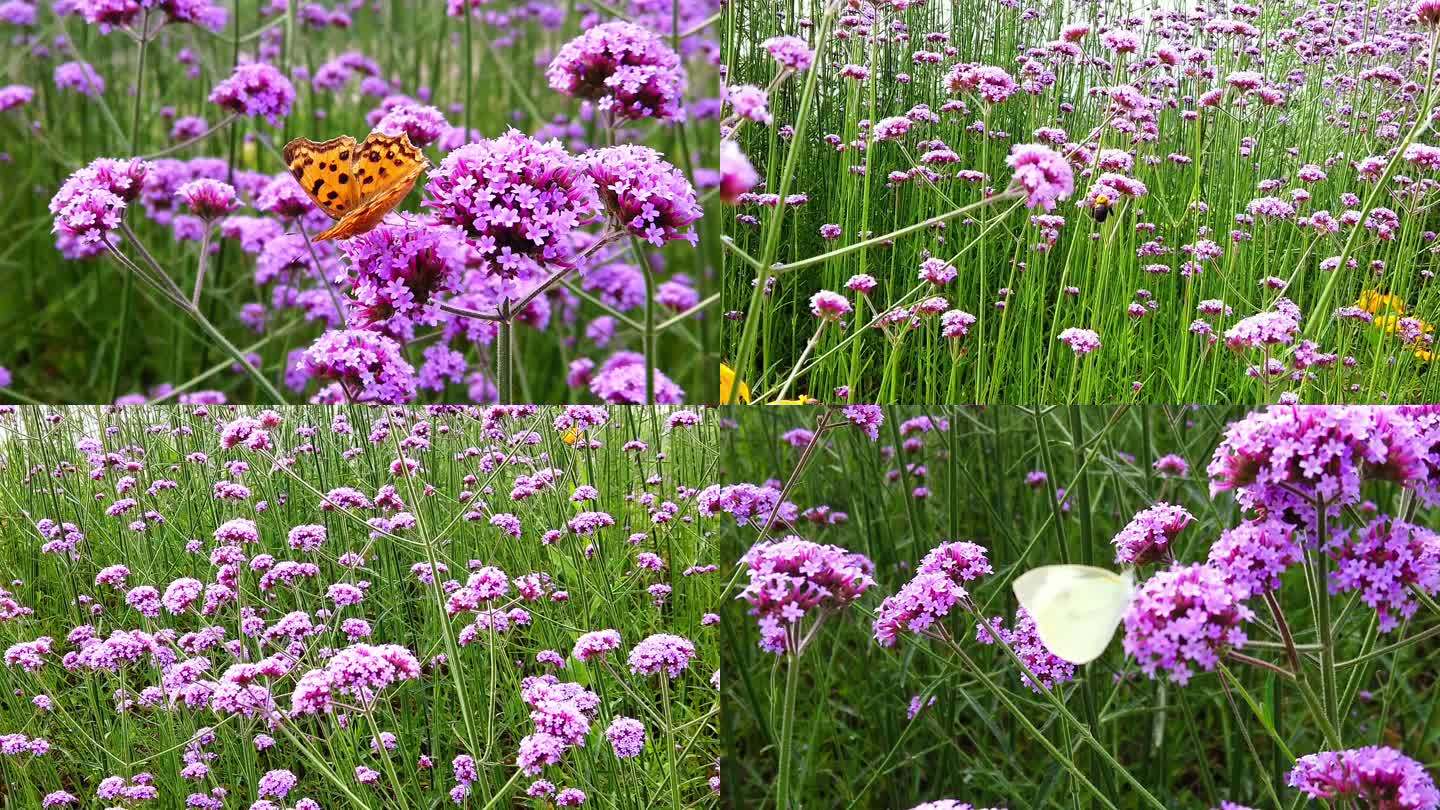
[1090,192,1113,223]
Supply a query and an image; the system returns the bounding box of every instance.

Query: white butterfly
[1012,565,1136,665]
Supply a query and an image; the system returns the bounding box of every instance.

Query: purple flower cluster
[873,541,992,648]
[301,330,418,403]
[0,84,34,111]
[1208,406,1425,528]
[290,643,422,715]
[739,537,876,654]
[546,21,686,121]
[208,62,295,126]
[584,145,701,246]
[1206,518,1301,598]
[424,130,599,278]
[762,35,814,71]
[1121,563,1253,684]
[1058,327,1101,356]
[572,629,621,662]
[810,290,852,321]
[1111,502,1195,565]
[720,140,758,203]
[842,405,885,441]
[1327,516,1440,632]
[1224,306,1299,351]
[975,607,1075,693]
[626,632,695,678]
[49,158,149,253]
[588,352,685,404]
[1006,144,1074,211]
[341,223,467,328]
[175,179,239,220]
[1287,746,1438,809]
[374,103,449,149]
[54,61,104,97]
[604,716,645,759]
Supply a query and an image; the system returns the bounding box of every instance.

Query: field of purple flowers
[721,0,1440,403]
[721,404,1440,808]
[0,404,720,807]
[1,0,717,404]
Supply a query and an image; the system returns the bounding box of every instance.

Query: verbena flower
[605,716,645,759]
[49,158,149,249]
[874,541,992,648]
[588,351,684,404]
[1207,406,1425,529]
[739,537,875,654]
[762,35,813,71]
[290,643,421,715]
[626,632,695,678]
[810,290,852,321]
[374,103,449,148]
[301,329,418,403]
[424,130,599,278]
[1206,518,1301,598]
[842,405,884,440]
[1288,745,1439,809]
[54,61,104,97]
[583,145,701,246]
[1122,562,1253,685]
[1007,143,1074,211]
[1112,502,1195,565]
[546,21,686,121]
[208,62,295,125]
[1327,516,1440,632]
[175,179,239,220]
[341,223,467,329]
[975,607,1075,693]
[1058,327,1101,356]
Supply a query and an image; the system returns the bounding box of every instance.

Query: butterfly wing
[1012,564,1134,665]
[314,131,429,242]
[282,135,362,221]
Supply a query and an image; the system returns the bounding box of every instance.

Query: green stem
[496,301,513,404]
[661,674,683,810]
[775,646,800,809]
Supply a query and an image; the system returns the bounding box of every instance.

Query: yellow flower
[720,363,751,404]
[1357,289,1405,316]
[771,395,818,405]
[1416,348,1433,363]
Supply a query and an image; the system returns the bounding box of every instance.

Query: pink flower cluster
[1207,406,1426,528]
[290,643,422,715]
[975,607,1075,693]
[1121,563,1253,685]
[1287,746,1438,809]
[1111,502,1195,565]
[1206,518,1301,598]
[545,21,686,121]
[424,130,599,279]
[873,541,992,648]
[739,537,876,654]
[1327,516,1440,632]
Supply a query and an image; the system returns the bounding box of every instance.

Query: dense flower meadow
[720,404,1440,807]
[721,0,1440,403]
[1,0,717,404]
[0,404,720,807]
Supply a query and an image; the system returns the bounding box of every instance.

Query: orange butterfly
[281,130,430,241]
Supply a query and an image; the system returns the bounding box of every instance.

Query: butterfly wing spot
[311,130,429,241]
[281,135,360,220]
